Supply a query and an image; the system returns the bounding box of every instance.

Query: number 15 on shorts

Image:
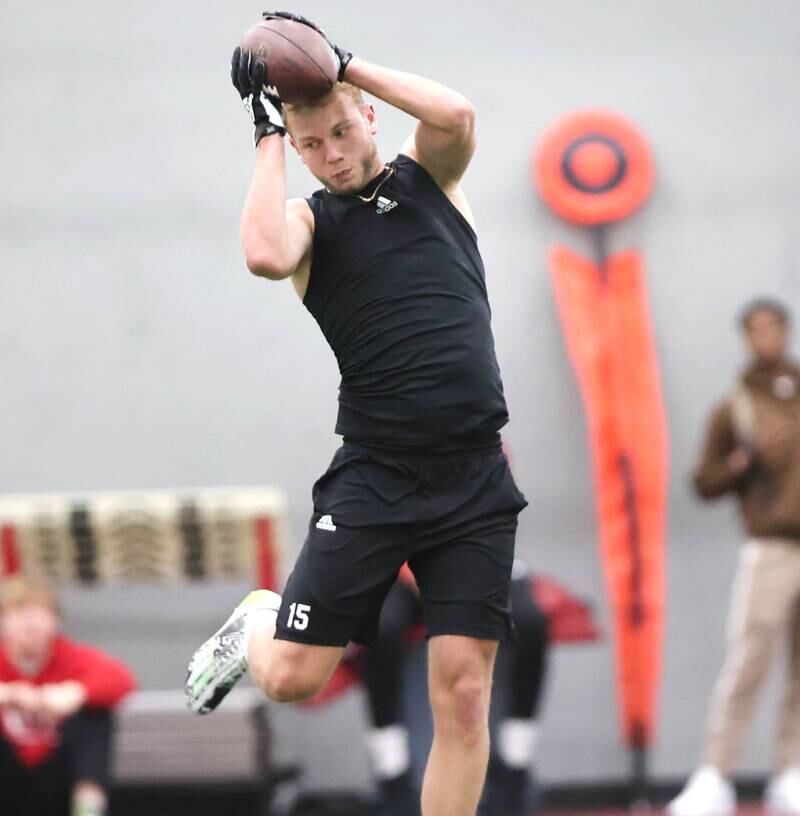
[287,602,311,631]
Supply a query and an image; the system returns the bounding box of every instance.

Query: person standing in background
[669,298,800,816]
[0,576,136,816]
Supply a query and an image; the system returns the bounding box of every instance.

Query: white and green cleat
[185,589,281,715]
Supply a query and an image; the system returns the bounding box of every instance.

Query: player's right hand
[231,46,286,146]
[261,11,352,80]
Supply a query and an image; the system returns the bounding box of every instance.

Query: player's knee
[249,647,327,703]
[260,663,324,703]
[451,675,488,737]
[431,672,489,743]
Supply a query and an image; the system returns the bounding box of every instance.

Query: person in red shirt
[0,576,136,816]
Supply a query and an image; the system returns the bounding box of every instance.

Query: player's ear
[364,103,378,136]
[288,133,301,157]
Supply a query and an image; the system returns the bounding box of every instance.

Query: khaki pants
[704,538,800,773]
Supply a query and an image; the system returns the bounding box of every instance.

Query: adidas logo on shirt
[315,514,337,531]
[376,195,398,214]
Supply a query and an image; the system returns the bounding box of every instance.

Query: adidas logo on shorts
[315,514,337,532]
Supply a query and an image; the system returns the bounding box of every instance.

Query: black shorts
[275,441,528,647]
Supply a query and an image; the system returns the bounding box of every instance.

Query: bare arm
[343,57,476,191]
[0,681,42,713]
[240,135,314,281]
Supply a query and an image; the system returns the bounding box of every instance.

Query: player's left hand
[261,10,352,80]
[231,46,287,146]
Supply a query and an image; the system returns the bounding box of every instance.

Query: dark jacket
[693,358,800,540]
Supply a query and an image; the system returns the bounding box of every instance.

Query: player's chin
[325,171,364,195]
[327,177,359,196]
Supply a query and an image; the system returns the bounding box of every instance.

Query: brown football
[239,18,338,105]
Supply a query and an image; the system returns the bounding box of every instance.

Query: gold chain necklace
[355,166,394,203]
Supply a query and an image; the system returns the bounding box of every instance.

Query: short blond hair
[284,82,366,132]
[0,575,60,617]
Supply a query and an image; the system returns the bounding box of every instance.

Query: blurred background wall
[2,0,799,792]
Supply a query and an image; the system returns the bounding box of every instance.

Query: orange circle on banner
[571,141,619,189]
[533,110,654,226]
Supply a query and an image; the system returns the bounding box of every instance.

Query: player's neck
[354,162,393,203]
[365,157,387,183]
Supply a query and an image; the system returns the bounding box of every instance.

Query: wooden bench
[114,688,269,785]
[111,687,298,815]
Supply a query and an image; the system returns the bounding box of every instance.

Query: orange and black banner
[534,110,667,797]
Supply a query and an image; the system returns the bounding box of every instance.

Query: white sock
[498,719,540,769]
[242,606,279,661]
[366,725,411,780]
[72,785,107,816]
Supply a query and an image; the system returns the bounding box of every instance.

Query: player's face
[0,602,59,663]
[745,310,788,363]
[289,92,382,195]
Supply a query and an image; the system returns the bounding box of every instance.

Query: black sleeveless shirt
[304,154,508,450]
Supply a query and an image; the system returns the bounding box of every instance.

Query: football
[240,18,338,104]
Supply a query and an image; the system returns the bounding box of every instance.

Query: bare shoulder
[399,143,477,232]
[398,98,476,193]
[286,196,314,229]
[441,181,477,233]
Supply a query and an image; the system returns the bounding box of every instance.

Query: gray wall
[2,0,800,790]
